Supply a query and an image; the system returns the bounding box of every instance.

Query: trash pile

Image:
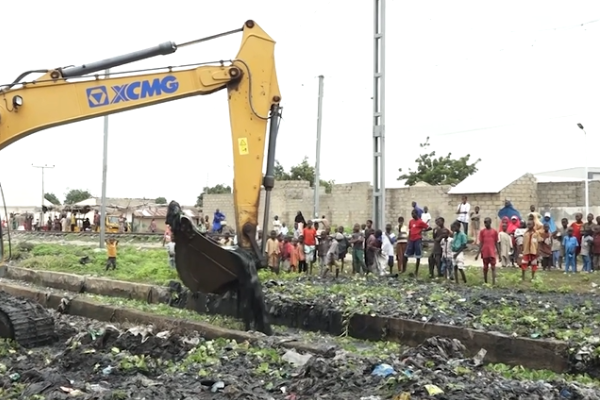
[0,312,599,399]
[256,276,600,363]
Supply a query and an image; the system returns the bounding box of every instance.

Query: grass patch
[15,242,178,286]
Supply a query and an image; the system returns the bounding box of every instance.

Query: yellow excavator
[0,20,280,345]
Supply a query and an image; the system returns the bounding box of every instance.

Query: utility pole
[313,75,324,218]
[99,69,110,248]
[32,164,55,224]
[372,0,386,229]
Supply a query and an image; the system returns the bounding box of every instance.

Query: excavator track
[0,291,56,347]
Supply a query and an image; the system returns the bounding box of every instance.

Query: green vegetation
[44,193,61,205]
[63,189,92,205]
[14,242,178,286]
[275,157,335,194]
[398,136,480,186]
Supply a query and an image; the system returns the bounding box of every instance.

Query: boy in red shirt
[475,217,499,285]
[302,220,317,273]
[571,213,584,255]
[403,209,431,277]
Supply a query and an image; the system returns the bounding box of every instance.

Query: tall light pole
[578,123,589,215]
[99,69,110,248]
[313,75,324,218]
[32,164,55,223]
[372,0,386,229]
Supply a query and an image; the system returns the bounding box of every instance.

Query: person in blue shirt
[411,202,423,219]
[562,228,579,274]
[212,209,226,233]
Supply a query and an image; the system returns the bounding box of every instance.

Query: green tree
[64,189,92,205]
[155,197,167,204]
[274,161,290,180]
[196,184,232,208]
[275,157,335,194]
[398,136,480,186]
[44,192,61,205]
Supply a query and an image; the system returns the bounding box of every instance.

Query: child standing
[498,220,513,268]
[440,235,454,280]
[328,233,343,278]
[432,217,451,278]
[514,221,526,266]
[289,238,299,272]
[265,230,280,274]
[475,217,499,285]
[404,209,432,277]
[317,229,331,276]
[281,236,292,272]
[105,238,118,271]
[581,230,594,273]
[297,236,307,273]
[551,230,562,269]
[562,228,579,274]
[450,222,467,284]
[558,218,569,269]
[539,224,553,271]
[521,220,541,281]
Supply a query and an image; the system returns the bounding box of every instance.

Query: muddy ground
[2,310,600,399]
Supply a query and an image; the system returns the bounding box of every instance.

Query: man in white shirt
[280,222,289,236]
[382,223,396,274]
[272,215,282,234]
[456,196,471,235]
[421,206,432,226]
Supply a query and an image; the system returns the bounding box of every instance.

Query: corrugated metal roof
[448,171,525,195]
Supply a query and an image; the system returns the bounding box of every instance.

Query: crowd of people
[263,200,599,284]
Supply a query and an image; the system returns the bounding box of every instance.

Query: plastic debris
[371,363,396,378]
[424,384,444,395]
[282,349,313,367]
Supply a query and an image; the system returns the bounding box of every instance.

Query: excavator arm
[0,20,280,336]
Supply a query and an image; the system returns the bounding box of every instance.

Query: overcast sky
[1,1,598,206]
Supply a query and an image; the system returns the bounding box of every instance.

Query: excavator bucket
[166,203,272,335]
[173,219,242,295]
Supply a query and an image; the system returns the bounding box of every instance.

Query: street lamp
[32,164,55,225]
[577,123,588,215]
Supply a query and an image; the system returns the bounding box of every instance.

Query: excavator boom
[0,20,280,338]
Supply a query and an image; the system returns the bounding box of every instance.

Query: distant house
[132,206,199,233]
